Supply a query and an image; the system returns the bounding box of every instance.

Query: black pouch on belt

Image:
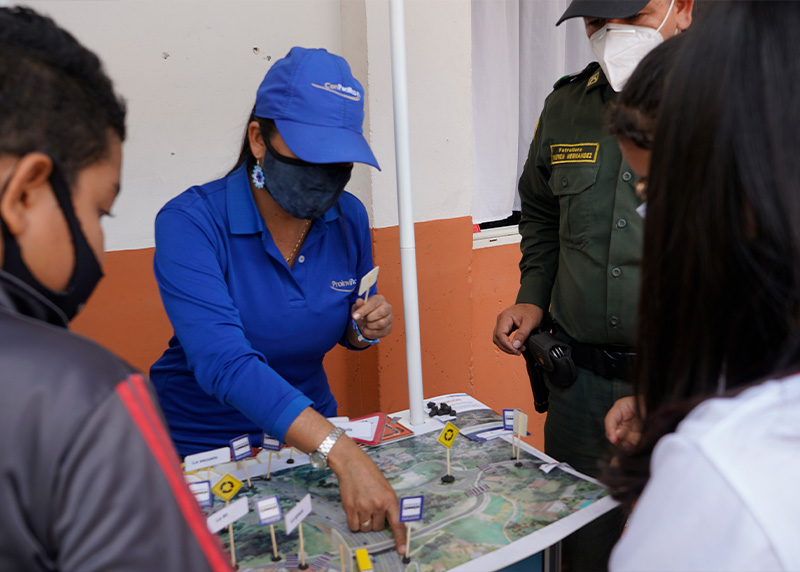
[525,330,578,390]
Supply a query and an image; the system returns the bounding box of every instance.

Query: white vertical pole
[388,0,424,426]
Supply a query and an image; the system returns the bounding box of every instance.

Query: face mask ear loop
[655,0,677,37]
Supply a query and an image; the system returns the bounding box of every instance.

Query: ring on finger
[361,518,372,527]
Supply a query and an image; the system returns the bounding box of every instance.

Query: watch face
[309,452,325,469]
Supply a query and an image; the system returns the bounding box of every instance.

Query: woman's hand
[328,438,407,554]
[284,408,407,554]
[350,295,393,344]
[604,396,643,451]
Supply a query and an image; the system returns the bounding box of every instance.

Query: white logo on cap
[311,82,361,102]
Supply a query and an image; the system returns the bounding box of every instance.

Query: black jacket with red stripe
[0,270,231,571]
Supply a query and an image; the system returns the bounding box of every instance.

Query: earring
[251,161,265,189]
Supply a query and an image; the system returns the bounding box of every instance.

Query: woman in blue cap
[150,47,406,551]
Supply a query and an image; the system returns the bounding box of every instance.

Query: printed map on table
[190,403,611,572]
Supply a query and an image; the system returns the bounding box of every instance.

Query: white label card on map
[257,495,283,526]
[513,410,528,436]
[399,495,424,522]
[184,447,232,472]
[358,266,379,300]
[206,496,249,534]
[334,419,376,441]
[230,434,251,461]
[502,409,515,431]
[285,493,312,535]
[189,481,213,508]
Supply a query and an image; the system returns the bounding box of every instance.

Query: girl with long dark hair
[606,3,800,569]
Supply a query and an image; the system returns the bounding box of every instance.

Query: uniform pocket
[549,164,600,249]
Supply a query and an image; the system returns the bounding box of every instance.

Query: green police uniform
[516,62,640,571]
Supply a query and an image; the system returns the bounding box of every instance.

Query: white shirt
[611,373,800,571]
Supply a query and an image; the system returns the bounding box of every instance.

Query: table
[188,393,617,572]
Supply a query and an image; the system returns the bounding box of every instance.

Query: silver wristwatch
[309,427,345,469]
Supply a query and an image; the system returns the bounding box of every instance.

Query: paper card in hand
[358,266,379,301]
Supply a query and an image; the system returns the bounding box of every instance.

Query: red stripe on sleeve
[116,374,232,572]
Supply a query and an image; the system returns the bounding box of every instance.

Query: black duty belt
[552,325,635,382]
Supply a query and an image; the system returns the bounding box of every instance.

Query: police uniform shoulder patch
[553,62,601,90]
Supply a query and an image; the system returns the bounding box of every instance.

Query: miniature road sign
[355,548,373,571]
[206,495,249,567]
[206,496,249,534]
[285,493,312,535]
[438,422,459,483]
[262,434,282,480]
[262,434,282,451]
[399,495,424,564]
[358,266,379,302]
[502,408,515,431]
[256,495,283,526]
[212,473,243,503]
[438,422,459,448]
[513,410,528,437]
[230,434,253,488]
[257,495,283,562]
[189,480,213,508]
[184,446,231,472]
[513,410,529,466]
[331,528,352,572]
[504,408,518,459]
[230,434,252,462]
[285,494,313,570]
[399,496,424,522]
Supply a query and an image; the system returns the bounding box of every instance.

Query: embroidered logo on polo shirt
[331,278,357,292]
[550,143,600,164]
[312,82,361,102]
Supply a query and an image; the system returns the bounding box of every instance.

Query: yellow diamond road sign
[438,421,459,449]
[211,473,243,502]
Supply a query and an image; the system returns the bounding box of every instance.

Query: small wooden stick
[266,451,273,480]
[446,448,451,476]
[225,500,236,567]
[339,544,346,572]
[298,523,307,569]
[242,461,252,488]
[270,524,280,560]
[405,523,412,558]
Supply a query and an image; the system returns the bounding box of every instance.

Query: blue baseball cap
[254,47,380,169]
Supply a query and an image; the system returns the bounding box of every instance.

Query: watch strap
[315,426,345,462]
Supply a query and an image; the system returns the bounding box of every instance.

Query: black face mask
[261,140,353,220]
[0,159,103,321]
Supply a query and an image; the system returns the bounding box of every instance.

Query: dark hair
[606,34,686,150]
[606,1,800,507]
[227,114,278,175]
[0,7,126,185]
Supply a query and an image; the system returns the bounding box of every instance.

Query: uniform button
[561,177,569,188]
[616,218,627,229]
[622,171,632,182]
[611,267,622,278]
[297,255,305,263]
[609,316,620,327]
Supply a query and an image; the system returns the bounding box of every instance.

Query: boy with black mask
[0,7,230,571]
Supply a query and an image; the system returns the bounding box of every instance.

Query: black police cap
[556,0,650,26]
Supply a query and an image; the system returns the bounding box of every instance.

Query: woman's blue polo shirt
[150,164,376,455]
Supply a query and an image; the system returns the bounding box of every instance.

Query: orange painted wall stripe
[74,217,545,451]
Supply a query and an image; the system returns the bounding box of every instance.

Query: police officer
[493,1,693,569]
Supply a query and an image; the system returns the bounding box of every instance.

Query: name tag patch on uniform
[550,143,599,165]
